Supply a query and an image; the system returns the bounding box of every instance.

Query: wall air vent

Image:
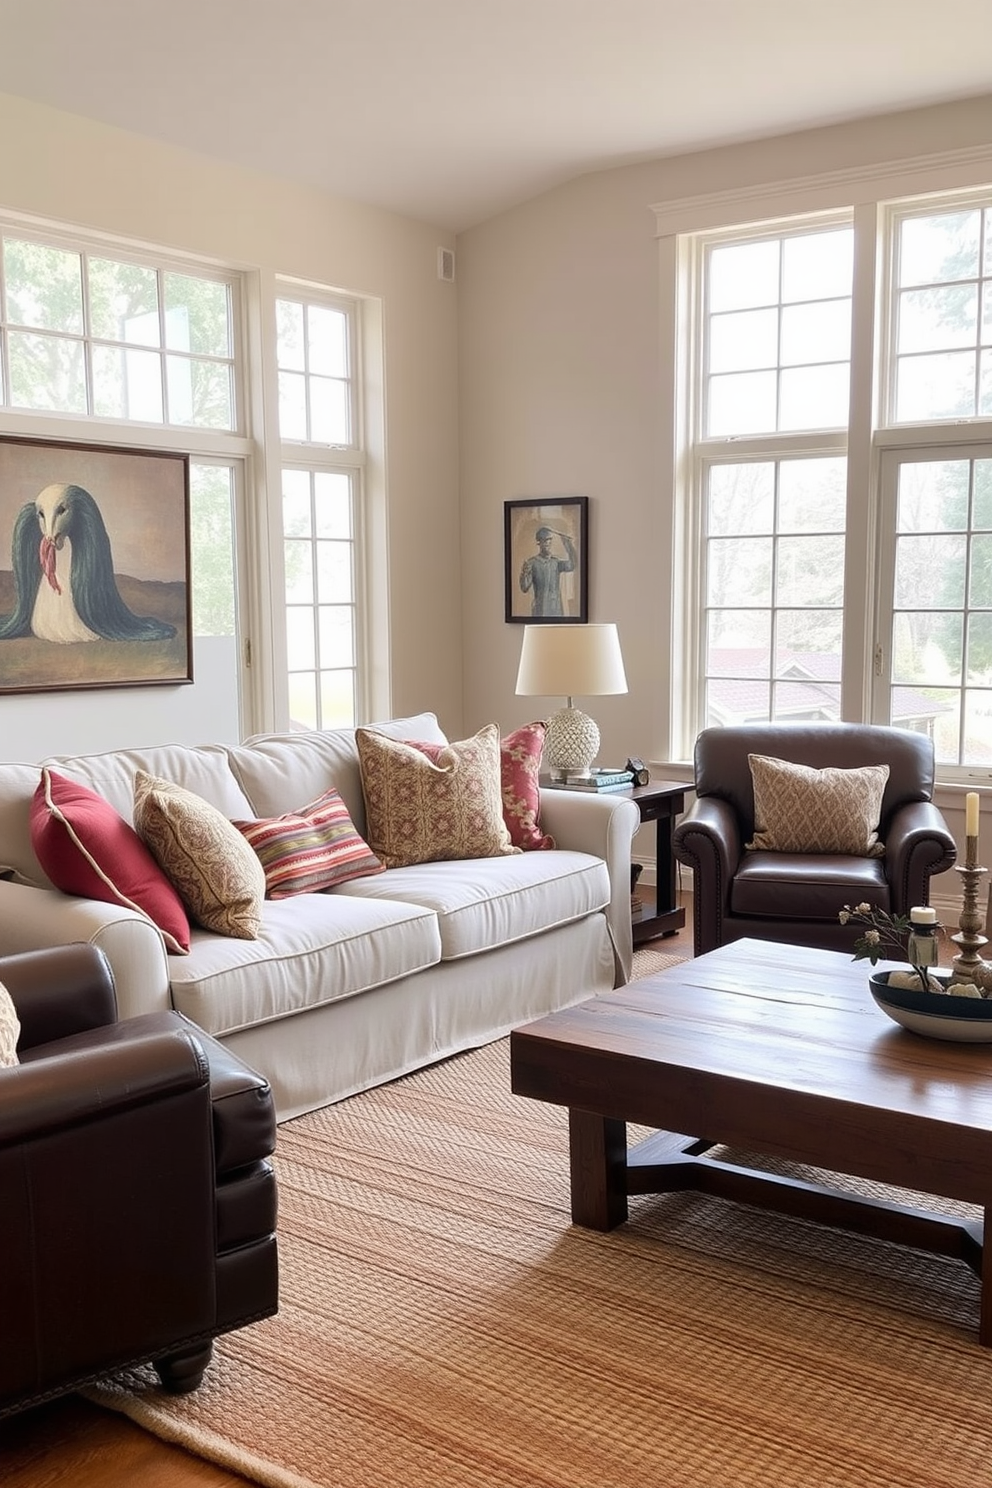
[437,247,455,283]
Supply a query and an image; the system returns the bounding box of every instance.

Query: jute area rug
[89,947,992,1488]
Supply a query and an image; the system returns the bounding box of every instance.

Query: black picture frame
[0,434,192,694]
[504,496,588,624]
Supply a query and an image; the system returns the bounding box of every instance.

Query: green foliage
[189,466,236,637]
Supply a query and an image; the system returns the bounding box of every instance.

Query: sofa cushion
[746,754,889,857]
[0,979,20,1066]
[732,851,890,920]
[30,768,191,954]
[43,742,255,825]
[134,772,266,940]
[166,893,442,1036]
[335,850,609,960]
[357,723,518,869]
[229,713,449,831]
[232,788,384,898]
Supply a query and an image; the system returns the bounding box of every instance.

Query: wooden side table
[627,780,687,943]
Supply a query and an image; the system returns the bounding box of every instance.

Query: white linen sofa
[0,713,639,1119]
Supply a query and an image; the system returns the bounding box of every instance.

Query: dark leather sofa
[0,943,278,1419]
[672,723,957,957]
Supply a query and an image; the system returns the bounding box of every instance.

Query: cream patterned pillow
[0,979,20,1066]
[133,771,266,939]
[746,754,889,857]
[356,723,519,869]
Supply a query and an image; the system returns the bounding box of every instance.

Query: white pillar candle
[966,792,980,838]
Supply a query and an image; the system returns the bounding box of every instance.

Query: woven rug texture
[87,945,992,1488]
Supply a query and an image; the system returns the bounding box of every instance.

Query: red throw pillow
[499,721,555,850]
[30,768,191,954]
[232,787,385,898]
[411,722,555,851]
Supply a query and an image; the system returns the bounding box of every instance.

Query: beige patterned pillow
[0,979,20,1067]
[356,723,519,869]
[746,754,889,857]
[133,771,265,939]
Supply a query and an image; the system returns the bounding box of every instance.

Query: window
[703,456,847,726]
[695,221,853,733]
[705,228,853,437]
[276,292,362,729]
[1,236,237,429]
[681,190,992,776]
[890,207,992,424]
[879,448,992,766]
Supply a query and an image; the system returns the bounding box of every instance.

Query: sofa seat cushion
[731,851,890,921]
[166,893,442,1037]
[333,850,609,960]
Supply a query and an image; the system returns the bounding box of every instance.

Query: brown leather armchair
[672,723,957,957]
[0,943,278,1419]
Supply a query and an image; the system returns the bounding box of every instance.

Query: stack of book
[542,768,635,793]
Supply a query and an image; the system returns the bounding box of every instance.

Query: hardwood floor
[0,1394,250,1487]
[1,898,693,1488]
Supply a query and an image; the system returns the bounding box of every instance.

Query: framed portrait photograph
[0,434,192,695]
[504,496,588,624]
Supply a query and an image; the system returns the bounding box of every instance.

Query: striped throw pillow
[233,788,384,898]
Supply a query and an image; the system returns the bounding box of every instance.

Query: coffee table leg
[568,1110,627,1229]
[982,1206,992,1348]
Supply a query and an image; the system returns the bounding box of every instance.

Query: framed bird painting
[0,435,191,694]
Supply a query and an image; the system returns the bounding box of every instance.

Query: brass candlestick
[948,859,992,991]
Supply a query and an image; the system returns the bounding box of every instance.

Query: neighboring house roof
[707,650,953,725]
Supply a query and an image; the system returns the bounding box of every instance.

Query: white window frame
[666,165,992,781]
[0,223,244,434]
[269,280,371,732]
[686,212,854,745]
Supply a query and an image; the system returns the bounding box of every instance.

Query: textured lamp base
[545,706,599,782]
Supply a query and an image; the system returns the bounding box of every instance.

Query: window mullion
[842,201,881,723]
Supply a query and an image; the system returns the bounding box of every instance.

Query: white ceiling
[1,0,991,233]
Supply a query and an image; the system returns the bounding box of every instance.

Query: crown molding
[650,143,992,237]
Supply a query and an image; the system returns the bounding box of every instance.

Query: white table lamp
[515,623,628,782]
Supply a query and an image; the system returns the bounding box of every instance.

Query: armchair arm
[538,789,641,981]
[672,796,743,956]
[0,879,172,1019]
[1,944,117,1051]
[884,800,958,913]
[0,1017,208,1146]
[0,1016,217,1411]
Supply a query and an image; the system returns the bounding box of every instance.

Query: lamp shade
[515,623,628,698]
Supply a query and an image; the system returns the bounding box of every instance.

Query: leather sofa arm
[1,1020,208,1146]
[672,796,743,956]
[2,944,118,1051]
[883,799,958,912]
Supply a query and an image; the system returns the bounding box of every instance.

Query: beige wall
[0,91,462,758]
[456,94,992,780]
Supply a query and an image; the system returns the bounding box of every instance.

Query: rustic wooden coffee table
[510,937,992,1345]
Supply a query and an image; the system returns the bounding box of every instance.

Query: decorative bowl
[868,970,992,1042]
